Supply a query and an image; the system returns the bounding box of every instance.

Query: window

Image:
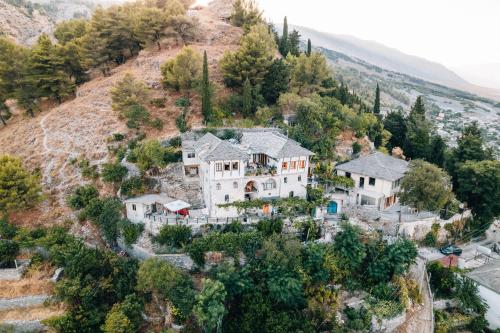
[392,179,401,189]
[216,163,223,172]
[369,177,376,186]
[225,194,230,202]
[282,161,288,170]
[284,177,288,184]
[289,191,294,198]
[224,162,231,171]
[263,179,276,190]
[299,160,306,169]
[187,152,195,158]
[233,181,238,189]
[132,204,136,211]
[298,176,302,182]
[232,162,239,170]
[216,183,221,190]
[345,172,351,178]
[291,161,297,169]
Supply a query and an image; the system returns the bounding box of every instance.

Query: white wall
[125,202,147,223]
[478,285,500,329]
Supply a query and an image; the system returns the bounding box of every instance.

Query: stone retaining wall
[0,295,50,311]
[1,320,46,333]
[0,260,31,281]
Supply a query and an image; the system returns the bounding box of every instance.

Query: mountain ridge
[291,24,500,102]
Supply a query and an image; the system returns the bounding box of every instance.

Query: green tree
[279,16,289,56]
[287,52,330,95]
[373,83,380,115]
[262,58,290,104]
[102,307,133,333]
[428,135,447,168]
[456,160,500,226]
[58,41,88,84]
[383,110,406,151]
[220,24,276,87]
[68,185,99,210]
[134,7,168,50]
[201,50,213,123]
[110,73,150,128]
[399,160,455,212]
[288,30,301,56]
[230,0,262,31]
[194,278,227,333]
[131,140,170,171]
[0,155,42,213]
[101,162,128,184]
[24,34,75,103]
[0,38,27,122]
[54,19,87,44]
[454,277,488,315]
[242,77,253,116]
[404,96,432,159]
[333,223,366,272]
[161,46,202,98]
[306,38,312,56]
[155,225,192,248]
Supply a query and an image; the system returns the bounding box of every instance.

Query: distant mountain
[452,63,500,91]
[316,46,500,155]
[292,25,500,102]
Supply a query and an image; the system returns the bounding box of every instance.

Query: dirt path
[396,258,433,333]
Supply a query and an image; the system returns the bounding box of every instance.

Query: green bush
[256,218,283,237]
[155,225,192,248]
[121,221,144,246]
[120,177,145,198]
[0,240,19,264]
[150,118,164,130]
[68,185,99,210]
[112,133,125,141]
[101,162,128,184]
[168,136,182,148]
[175,97,190,108]
[0,216,18,239]
[79,159,99,179]
[344,306,371,331]
[422,231,437,247]
[352,141,362,154]
[150,98,166,108]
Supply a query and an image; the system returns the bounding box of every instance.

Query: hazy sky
[254,0,500,68]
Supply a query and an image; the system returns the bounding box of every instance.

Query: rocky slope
[0,0,53,45]
[0,3,241,225]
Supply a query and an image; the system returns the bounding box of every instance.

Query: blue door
[327,201,338,214]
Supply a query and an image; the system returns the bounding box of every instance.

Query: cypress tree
[242,77,253,116]
[201,51,212,123]
[373,83,381,114]
[279,16,289,56]
[307,38,312,56]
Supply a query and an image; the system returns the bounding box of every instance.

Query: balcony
[245,164,277,177]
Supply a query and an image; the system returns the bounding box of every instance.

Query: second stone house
[182,129,314,217]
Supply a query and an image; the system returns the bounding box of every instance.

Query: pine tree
[307,38,312,56]
[201,51,212,123]
[279,16,289,56]
[262,58,290,104]
[410,96,426,117]
[24,34,75,103]
[135,7,168,50]
[373,83,381,115]
[288,30,301,56]
[242,77,253,116]
[404,96,432,159]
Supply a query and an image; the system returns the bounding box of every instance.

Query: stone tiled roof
[336,152,408,181]
[186,129,313,162]
[240,130,314,159]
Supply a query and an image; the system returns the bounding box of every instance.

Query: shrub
[112,133,125,141]
[344,306,371,331]
[120,177,145,198]
[0,216,18,239]
[102,162,128,184]
[79,159,99,179]
[176,112,189,133]
[168,136,182,148]
[352,141,362,154]
[0,240,19,264]
[422,231,437,247]
[68,185,99,210]
[121,221,144,246]
[150,98,166,108]
[150,118,163,130]
[155,225,192,248]
[175,97,190,108]
[256,218,283,237]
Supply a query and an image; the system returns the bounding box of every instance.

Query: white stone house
[124,194,191,226]
[335,152,408,211]
[182,129,314,217]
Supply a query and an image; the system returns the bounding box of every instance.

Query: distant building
[182,129,314,217]
[335,152,408,210]
[124,194,191,224]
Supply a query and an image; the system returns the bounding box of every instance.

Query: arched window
[233,182,238,189]
[225,194,230,202]
[216,183,221,190]
[263,179,276,190]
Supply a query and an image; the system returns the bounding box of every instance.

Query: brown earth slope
[0,4,242,225]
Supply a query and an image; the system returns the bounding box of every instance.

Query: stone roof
[195,133,249,162]
[185,129,313,162]
[336,152,408,181]
[123,194,176,205]
[467,259,500,294]
[240,130,314,159]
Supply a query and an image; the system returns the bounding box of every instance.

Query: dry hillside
[0,0,54,45]
[0,3,242,225]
